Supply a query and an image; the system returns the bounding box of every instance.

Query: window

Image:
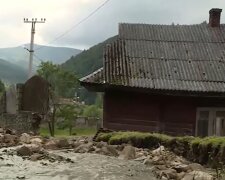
[196,108,225,137]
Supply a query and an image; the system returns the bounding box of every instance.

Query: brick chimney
[209,8,222,27]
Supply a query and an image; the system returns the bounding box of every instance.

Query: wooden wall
[103,90,225,136]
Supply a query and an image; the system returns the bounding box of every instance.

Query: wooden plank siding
[103,90,225,136]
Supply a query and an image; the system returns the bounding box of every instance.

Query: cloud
[0,0,225,49]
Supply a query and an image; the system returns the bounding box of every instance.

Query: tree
[83,105,103,119]
[37,61,78,136]
[37,61,78,98]
[57,104,83,135]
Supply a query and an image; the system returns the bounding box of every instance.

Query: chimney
[209,8,222,27]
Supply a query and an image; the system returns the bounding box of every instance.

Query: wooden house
[80,8,225,136]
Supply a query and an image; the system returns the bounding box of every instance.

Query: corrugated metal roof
[80,23,225,94]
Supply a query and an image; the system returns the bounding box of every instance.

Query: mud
[0,148,156,180]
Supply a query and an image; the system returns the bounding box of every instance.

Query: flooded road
[0,148,156,180]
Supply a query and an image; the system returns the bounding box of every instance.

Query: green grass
[40,127,97,137]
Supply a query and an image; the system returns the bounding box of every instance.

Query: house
[80,8,225,137]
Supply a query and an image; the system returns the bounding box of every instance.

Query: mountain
[0,59,26,84]
[62,36,117,104]
[62,36,117,77]
[0,44,82,69]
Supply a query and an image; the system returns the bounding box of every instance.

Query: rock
[177,172,186,179]
[173,164,189,172]
[4,134,17,144]
[30,138,42,145]
[17,146,33,156]
[189,171,213,180]
[74,143,93,153]
[30,153,43,161]
[27,144,42,153]
[187,163,204,171]
[143,156,154,165]
[119,145,136,160]
[105,145,119,156]
[0,128,4,133]
[134,156,148,162]
[181,174,195,180]
[96,141,107,148]
[16,175,25,179]
[57,138,69,148]
[20,133,31,144]
[0,134,4,143]
[72,142,82,148]
[152,146,165,156]
[160,169,177,179]
[44,140,58,150]
[97,145,119,156]
[5,129,16,135]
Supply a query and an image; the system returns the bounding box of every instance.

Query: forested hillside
[62,36,117,77]
[62,36,117,104]
[0,59,26,83]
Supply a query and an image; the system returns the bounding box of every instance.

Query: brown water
[0,148,156,180]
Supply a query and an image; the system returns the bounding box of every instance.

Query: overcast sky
[0,0,225,50]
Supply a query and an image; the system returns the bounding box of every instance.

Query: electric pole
[24,18,46,79]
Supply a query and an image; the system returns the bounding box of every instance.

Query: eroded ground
[0,148,156,180]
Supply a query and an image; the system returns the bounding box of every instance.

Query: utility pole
[24,18,46,79]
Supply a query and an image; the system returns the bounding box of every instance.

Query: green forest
[61,36,117,104]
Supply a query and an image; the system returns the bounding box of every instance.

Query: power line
[35,0,111,51]
[33,53,44,62]
[23,46,44,62]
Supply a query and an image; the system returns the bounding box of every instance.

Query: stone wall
[0,76,49,134]
[0,111,39,134]
[0,92,6,114]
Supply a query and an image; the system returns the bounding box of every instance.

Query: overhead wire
[35,0,111,51]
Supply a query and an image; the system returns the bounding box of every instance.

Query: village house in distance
[80,8,225,137]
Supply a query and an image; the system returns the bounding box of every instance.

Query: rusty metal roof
[80,23,225,94]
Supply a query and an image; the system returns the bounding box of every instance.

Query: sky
[0,0,225,50]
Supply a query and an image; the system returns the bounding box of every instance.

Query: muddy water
[0,148,156,180]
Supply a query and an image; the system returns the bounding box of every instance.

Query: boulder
[4,134,17,144]
[96,141,108,149]
[44,140,58,150]
[30,153,43,161]
[181,174,195,180]
[187,163,204,171]
[189,171,213,180]
[74,143,93,153]
[152,146,165,156]
[173,164,189,172]
[20,133,31,144]
[17,146,33,156]
[27,144,42,153]
[0,128,4,133]
[0,134,4,143]
[160,169,177,179]
[119,145,136,160]
[105,145,119,156]
[57,138,69,148]
[30,138,42,145]
[5,129,16,135]
[97,145,119,156]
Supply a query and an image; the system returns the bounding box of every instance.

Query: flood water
[0,148,156,180]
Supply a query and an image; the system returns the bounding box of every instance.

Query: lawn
[40,127,97,137]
